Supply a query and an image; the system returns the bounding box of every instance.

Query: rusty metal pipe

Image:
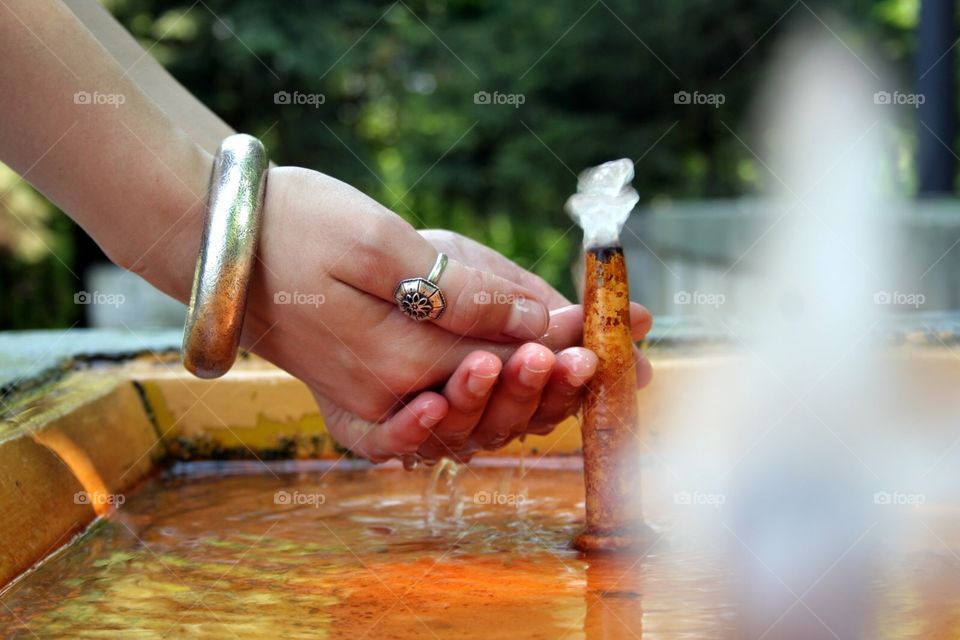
[573,244,647,552]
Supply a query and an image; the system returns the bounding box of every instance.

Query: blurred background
[0,0,948,329]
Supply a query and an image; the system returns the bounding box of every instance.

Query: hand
[0,0,651,464]
[413,230,654,463]
[239,167,615,461]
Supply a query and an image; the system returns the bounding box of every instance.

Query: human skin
[0,0,653,462]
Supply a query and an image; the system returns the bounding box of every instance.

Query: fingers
[418,229,572,309]
[316,343,648,464]
[417,344,649,458]
[630,303,654,339]
[464,343,556,453]
[636,350,654,388]
[541,302,653,349]
[416,351,501,462]
[334,216,550,341]
[401,302,654,400]
[526,347,597,435]
[525,343,653,437]
[317,391,448,463]
[524,343,652,439]
[436,260,550,340]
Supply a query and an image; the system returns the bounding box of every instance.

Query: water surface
[0,460,955,638]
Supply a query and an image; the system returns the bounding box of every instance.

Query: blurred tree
[0,166,79,329]
[0,0,923,326]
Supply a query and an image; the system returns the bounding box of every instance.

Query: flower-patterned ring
[393,253,448,321]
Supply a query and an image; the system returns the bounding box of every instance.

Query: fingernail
[486,430,512,449]
[518,361,551,388]
[467,371,498,397]
[564,351,597,387]
[541,305,577,341]
[487,435,509,449]
[417,404,445,429]
[504,298,549,339]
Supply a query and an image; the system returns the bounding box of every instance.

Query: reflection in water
[583,554,645,639]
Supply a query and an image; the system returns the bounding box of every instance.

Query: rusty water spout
[566,159,649,551]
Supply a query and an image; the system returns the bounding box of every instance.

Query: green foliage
[0,251,79,329]
[110,0,918,298]
[0,0,924,326]
[0,170,80,329]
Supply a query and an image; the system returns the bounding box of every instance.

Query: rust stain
[574,246,647,551]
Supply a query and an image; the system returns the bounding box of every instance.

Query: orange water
[0,460,956,638]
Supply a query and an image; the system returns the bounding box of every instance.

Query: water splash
[424,458,466,530]
[565,158,639,248]
[656,24,920,639]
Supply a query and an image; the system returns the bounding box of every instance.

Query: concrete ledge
[134,362,334,459]
[0,375,164,587]
[0,329,181,397]
[123,353,721,461]
[0,436,91,588]
[129,359,588,460]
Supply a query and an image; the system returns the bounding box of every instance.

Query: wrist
[116,140,214,304]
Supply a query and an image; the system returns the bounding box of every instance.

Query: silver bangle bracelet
[182,134,269,379]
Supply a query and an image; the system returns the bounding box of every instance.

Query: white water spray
[652,25,933,639]
[565,158,639,248]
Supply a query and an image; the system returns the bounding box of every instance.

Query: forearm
[64,0,235,156]
[0,0,211,302]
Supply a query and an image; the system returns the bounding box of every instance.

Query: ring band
[394,253,448,321]
[427,252,448,284]
[182,134,269,378]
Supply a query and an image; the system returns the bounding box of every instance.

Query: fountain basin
[1,320,958,638]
